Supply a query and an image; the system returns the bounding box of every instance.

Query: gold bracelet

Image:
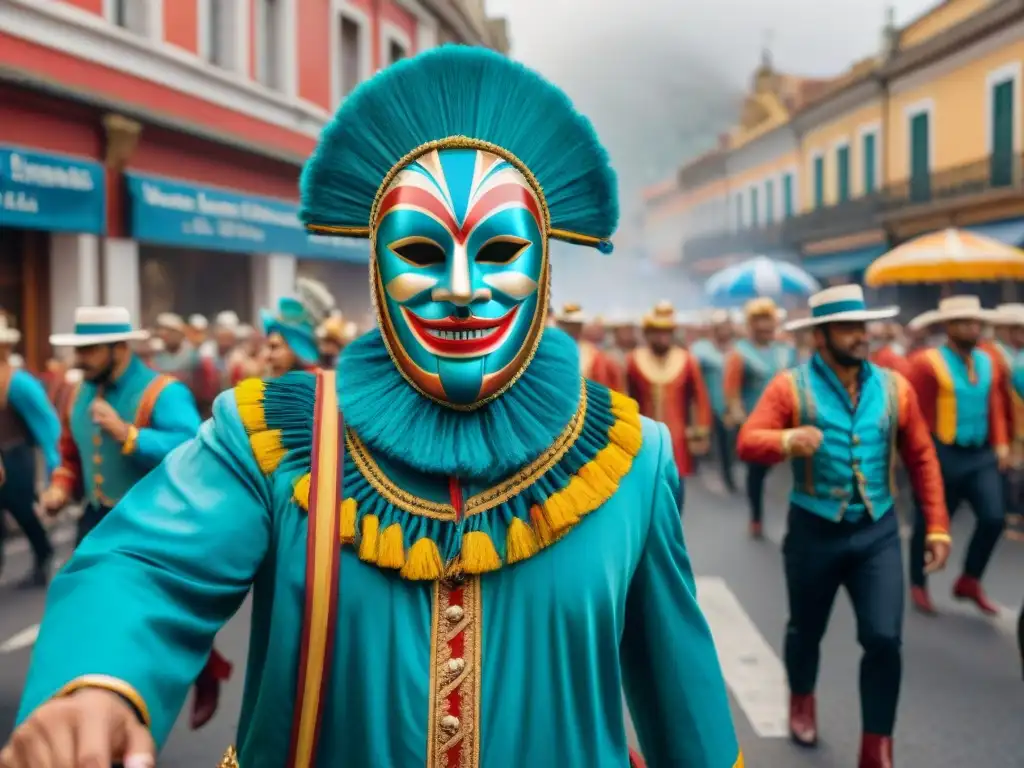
[924,531,952,544]
[121,425,139,455]
[780,429,795,457]
[55,674,151,726]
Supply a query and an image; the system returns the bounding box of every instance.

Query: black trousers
[746,461,773,524]
[76,501,113,547]
[909,443,1004,587]
[712,415,737,491]
[783,506,903,735]
[0,444,53,569]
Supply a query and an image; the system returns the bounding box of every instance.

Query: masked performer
[724,297,797,538]
[626,301,711,484]
[6,48,740,768]
[737,285,950,768]
[905,296,1009,617]
[0,316,60,588]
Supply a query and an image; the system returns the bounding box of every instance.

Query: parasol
[864,227,1024,286]
[705,256,820,306]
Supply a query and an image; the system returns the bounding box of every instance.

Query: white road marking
[694,576,790,739]
[0,624,39,653]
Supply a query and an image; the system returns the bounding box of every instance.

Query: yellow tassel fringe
[401,538,444,580]
[505,516,540,563]
[274,381,643,581]
[235,379,267,431]
[461,531,502,573]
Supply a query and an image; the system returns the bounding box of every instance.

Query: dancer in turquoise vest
[737,284,951,768]
[723,297,796,538]
[691,309,737,492]
[905,295,1011,618]
[7,48,741,768]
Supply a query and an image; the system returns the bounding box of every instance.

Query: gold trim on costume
[631,346,687,386]
[218,746,240,767]
[55,674,151,726]
[345,380,588,520]
[426,577,482,768]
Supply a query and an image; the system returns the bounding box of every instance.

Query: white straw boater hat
[907,295,997,331]
[50,306,149,347]
[555,302,588,324]
[784,284,898,331]
[0,315,21,345]
[991,302,1024,327]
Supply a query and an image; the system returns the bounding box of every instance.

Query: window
[836,144,850,202]
[813,155,825,209]
[388,39,408,65]
[764,178,775,224]
[749,187,759,227]
[339,16,363,98]
[782,173,794,218]
[111,0,149,35]
[990,77,1015,187]
[204,0,235,70]
[254,0,282,89]
[909,109,931,203]
[862,132,877,194]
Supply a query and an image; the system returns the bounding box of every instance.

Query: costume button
[441,715,460,732]
[93,473,104,485]
[447,658,466,675]
[852,435,860,445]
[93,436,102,446]
[93,454,102,465]
[444,605,464,623]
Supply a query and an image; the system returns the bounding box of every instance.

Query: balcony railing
[682,223,788,263]
[782,194,883,243]
[881,153,1024,212]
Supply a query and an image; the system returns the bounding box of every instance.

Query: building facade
[660,0,1024,314]
[0,0,508,369]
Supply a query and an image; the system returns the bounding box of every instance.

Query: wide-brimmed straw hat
[642,300,678,330]
[745,297,781,320]
[907,295,997,331]
[784,285,899,331]
[991,302,1024,327]
[0,315,21,346]
[50,306,149,347]
[555,302,588,324]
[155,312,185,332]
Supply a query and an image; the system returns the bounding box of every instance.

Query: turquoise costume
[732,338,796,414]
[788,357,898,523]
[691,339,727,417]
[17,47,740,768]
[6,369,61,476]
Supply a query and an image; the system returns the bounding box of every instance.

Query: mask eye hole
[390,237,446,267]
[476,236,529,265]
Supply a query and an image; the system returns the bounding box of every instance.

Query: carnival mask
[372,148,547,406]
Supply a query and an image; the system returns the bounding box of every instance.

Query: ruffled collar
[338,328,581,483]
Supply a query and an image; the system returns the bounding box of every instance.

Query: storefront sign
[0,146,106,234]
[125,172,369,263]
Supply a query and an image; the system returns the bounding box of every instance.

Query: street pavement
[0,467,1021,767]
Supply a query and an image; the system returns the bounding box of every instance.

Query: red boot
[788,693,817,747]
[952,575,1000,616]
[858,733,894,768]
[910,585,937,615]
[191,647,233,730]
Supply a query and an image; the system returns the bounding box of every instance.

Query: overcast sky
[480,0,939,307]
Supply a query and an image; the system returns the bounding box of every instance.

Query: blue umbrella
[705,256,820,306]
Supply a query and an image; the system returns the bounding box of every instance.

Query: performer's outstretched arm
[621,424,742,768]
[124,381,202,469]
[893,374,950,540]
[18,391,272,747]
[735,373,796,465]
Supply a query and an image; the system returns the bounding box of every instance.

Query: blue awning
[965,218,1024,246]
[801,244,887,279]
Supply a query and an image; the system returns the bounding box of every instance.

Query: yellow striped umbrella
[864,227,1024,286]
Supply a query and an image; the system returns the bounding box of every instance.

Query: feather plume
[300,45,618,247]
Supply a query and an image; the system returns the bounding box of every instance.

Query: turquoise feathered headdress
[300,45,618,253]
